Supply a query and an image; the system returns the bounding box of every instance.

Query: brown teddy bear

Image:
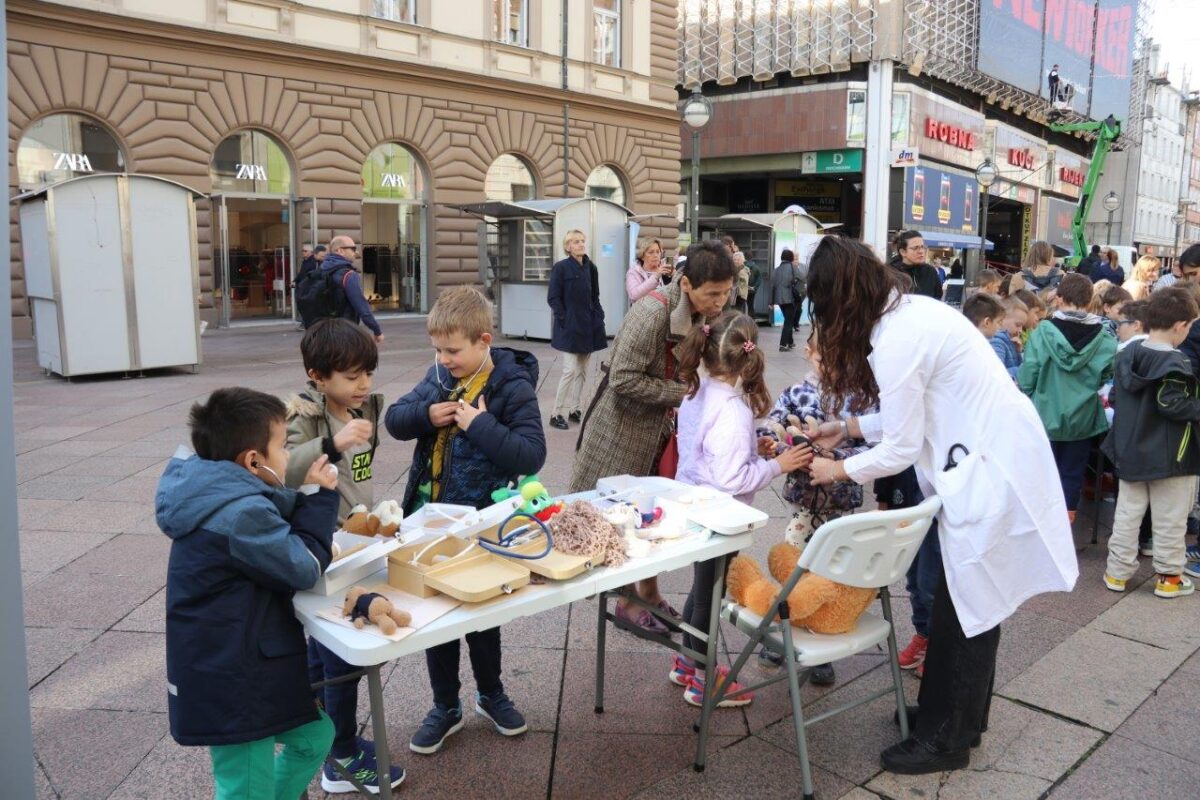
[726,541,876,634]
[342,586,412,635]
[341,500,403,538]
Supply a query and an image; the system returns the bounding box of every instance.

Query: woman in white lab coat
[805,237,1077,774]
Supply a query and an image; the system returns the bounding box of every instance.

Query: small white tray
[309,532,401,597]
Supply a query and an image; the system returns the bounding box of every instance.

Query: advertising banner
[1090,0,1137,120]
[1044,196,1078,251]
[903,165,977,234]
[978,1,1044,97]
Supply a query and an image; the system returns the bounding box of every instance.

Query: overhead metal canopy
[446,197,633,220]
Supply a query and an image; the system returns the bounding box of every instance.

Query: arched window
[17,113,126,191]
[485,153,537,201]
[210,129,292,195]
[361,143,429,313]
[584,164,628,207]
[363,142,425,201]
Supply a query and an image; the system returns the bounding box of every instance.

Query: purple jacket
[676,377,779,504]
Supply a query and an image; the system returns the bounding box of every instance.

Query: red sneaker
[897,633,928,670]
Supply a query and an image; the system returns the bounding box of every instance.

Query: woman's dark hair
[189,387,286,462]
[780,248,794,263]
[806,236,905,413]
[301,318,379,377]
[683,240,737,287]
[676,310,771,418]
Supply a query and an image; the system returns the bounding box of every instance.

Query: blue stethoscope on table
[476,509,554,560]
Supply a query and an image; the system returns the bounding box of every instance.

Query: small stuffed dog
[342,586,412,635]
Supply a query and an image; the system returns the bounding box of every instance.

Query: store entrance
[361,201,425,313]
[213,195,293,324]
[983,198,1028,269]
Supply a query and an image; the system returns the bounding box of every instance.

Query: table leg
[594,589,608,713]
[367,665,394,800]
[693,554,727,772]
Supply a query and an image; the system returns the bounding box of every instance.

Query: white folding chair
[698,496,942,799]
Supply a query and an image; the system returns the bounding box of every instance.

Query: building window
[17,113,126,191]
[371,0,416,23]
[210,129,293,195]
[585,164,628,207]
[593,0,621,67]
[485,153,537,202]
[362,142,428,312]
[494,0,527,47]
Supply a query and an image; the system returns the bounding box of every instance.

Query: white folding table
[295,526,753,799]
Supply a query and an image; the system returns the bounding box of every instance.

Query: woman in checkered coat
[569,240,737,630]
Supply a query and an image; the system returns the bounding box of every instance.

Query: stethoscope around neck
[433,348,492,394]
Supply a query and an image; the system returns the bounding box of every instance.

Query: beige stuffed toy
[342,586,412,635]
[341,500,404,538]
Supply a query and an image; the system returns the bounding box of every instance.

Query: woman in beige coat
[570,240,737,631]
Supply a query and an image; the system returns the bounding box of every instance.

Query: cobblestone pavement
[15,317,1200,799]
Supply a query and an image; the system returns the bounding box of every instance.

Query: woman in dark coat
[547,229,607,430]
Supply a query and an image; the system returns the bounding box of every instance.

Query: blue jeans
[307,639,362,759]
[1050,437,1095,512]
[906,520,942,638]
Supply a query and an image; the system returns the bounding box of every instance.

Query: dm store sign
[904,165,977,234]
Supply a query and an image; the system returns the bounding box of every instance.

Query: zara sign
[235,163,268,181]
[381,173,408,189]
[53,152,93,172]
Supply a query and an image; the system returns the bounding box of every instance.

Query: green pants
[210,711,334,800]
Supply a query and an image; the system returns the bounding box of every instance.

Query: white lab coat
[843,294,1078,636]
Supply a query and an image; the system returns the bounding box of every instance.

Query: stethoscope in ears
[252,461,285,487]
[433,348,492,394]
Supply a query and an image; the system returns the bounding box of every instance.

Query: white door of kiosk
[553,198,630,337]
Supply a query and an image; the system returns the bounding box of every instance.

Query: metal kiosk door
[291,198,318,322]
[212,194,232,328]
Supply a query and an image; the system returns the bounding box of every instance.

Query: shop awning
[918,231,993,251]
[446,197,633,220]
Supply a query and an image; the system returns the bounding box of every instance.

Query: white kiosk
[450,197,633,340]
[702,209,835,323]
[16,174,203,377]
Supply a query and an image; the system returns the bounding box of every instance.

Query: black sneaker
[321,744,405,794]
[409,702,464,755]
[809,663,836,686]
[549,415,569,430]
[757,647,784,670]
[568,410,582,423]
[475,689,528,736]
[880,737,969,774]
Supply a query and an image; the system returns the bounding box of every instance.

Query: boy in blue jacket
[386,285,546,756]
[157,387,341,799]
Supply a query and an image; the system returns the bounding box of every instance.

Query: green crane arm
[1047,114,1122,267]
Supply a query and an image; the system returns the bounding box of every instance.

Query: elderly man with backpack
[296,236,384,343]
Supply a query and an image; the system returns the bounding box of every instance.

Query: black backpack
[295,266,352,328]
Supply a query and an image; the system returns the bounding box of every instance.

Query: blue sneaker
[321,745,405,795]
[475,689,528,736]
[1184,545,1200,579]
[409,702,465,754]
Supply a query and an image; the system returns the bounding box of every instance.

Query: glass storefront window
[363,142,425,201]
[485,153,537,201]
[210,130,292,195]
[585,164,628,206]
[17,113,126,191]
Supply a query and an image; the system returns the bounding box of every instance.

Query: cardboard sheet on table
[314,583,462,642]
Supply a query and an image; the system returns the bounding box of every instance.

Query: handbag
[648,290,680,479]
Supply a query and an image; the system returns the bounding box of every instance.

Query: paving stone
[20,499,157,534]
[500,595,570,649]
[113,588,166,633]
[1111,669,1200,763]
[35,759,56,800]
[1000,627,1184,731]
[32,708,166,800]
[632,734,854,800]
[837,790,884,800]
[83,473,162,503]
[17,530,114,574]
[65,534,171,582]
[566,592,686,654]
[53,454,165,478]
[1090,582,1200,653]
[17,475,120,500]
[1022,543,1153,627]
[1051,733,1200,800]
[992,608,1081,690]
[740,650,893,735]
[16,451,84,483]
[107,733,213,799]
[31,631,167,712]
[551,731,738,800]
[24,626,99,688]
[868,761,1050,800]
[23,566,162,630]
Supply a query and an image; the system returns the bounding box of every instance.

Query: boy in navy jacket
[157,387,340,798]
[386,285,546,755]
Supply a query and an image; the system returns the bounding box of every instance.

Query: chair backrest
[795,496,942,589]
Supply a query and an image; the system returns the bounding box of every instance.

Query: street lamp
[1102,191,1120,245]
[682,91,712,244]
[1173,199,1193,262]
[972,159,997,285]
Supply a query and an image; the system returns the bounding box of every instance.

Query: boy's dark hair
[1144,287,1199,332]
[780,248,795,263]
[1120,298,1149,328]
[962,292,1005,326]
[1091,244,1101,255]
[1012,288,1045,313]
[301,319,378,377]
[895,230,922,254]
[189,387,286,462]
[1056,273,1093,308]
[683,240,737,287]
[1100,284,1132,308]
[977,268,999,287]
[1180,243,1200,268]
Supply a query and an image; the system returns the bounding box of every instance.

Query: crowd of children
[156,236,1200,798]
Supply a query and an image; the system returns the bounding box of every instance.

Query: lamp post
[1102,191,1120,245]
[1174,199,1195,265]
[682,91,712,244]
[972,158,997,286]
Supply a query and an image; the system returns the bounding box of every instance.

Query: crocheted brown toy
[342,586,412,635]
[549,500,628,567]
[726,542,875,634]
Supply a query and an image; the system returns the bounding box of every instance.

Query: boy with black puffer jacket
[1102,287,1200,599]
[1019,272,1117,521]
[157,387,340,799]
[386,285,546,757]
[283,319,402,795]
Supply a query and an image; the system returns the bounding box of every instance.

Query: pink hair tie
[742,341,757,353]
[702,324,711,336]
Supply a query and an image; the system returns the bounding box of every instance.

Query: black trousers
[778,304,796,348]
[914,564,1000,751]
[307,638,362,758]
[426,627,503,708]
[682,556,731,659]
